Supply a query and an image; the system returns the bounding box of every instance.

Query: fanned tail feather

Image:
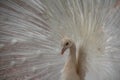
[0,0,120,80]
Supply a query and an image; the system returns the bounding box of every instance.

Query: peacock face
[61,38,73,55]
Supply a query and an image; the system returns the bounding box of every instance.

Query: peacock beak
[61,47,67,55]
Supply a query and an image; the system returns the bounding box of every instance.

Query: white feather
[0,0,120,80]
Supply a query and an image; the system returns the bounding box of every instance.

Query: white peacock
[0,0,120,80]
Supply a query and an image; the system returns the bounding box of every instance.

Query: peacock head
[61,37,73,55]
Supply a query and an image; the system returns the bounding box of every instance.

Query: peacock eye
[65,42,69,46]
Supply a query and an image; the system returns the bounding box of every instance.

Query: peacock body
[0,0,120,80]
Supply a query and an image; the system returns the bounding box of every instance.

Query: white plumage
[0,0,120,80]
[60,37,80,80]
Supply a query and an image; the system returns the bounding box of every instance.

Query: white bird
[0,0,120,80]
[60,37,80,80]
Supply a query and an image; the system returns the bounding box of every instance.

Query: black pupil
[66,42,69,46]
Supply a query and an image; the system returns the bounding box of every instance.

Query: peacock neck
[65,43,76,70]
[69,43,76,63]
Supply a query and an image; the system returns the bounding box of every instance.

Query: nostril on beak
[61,47,66,55]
